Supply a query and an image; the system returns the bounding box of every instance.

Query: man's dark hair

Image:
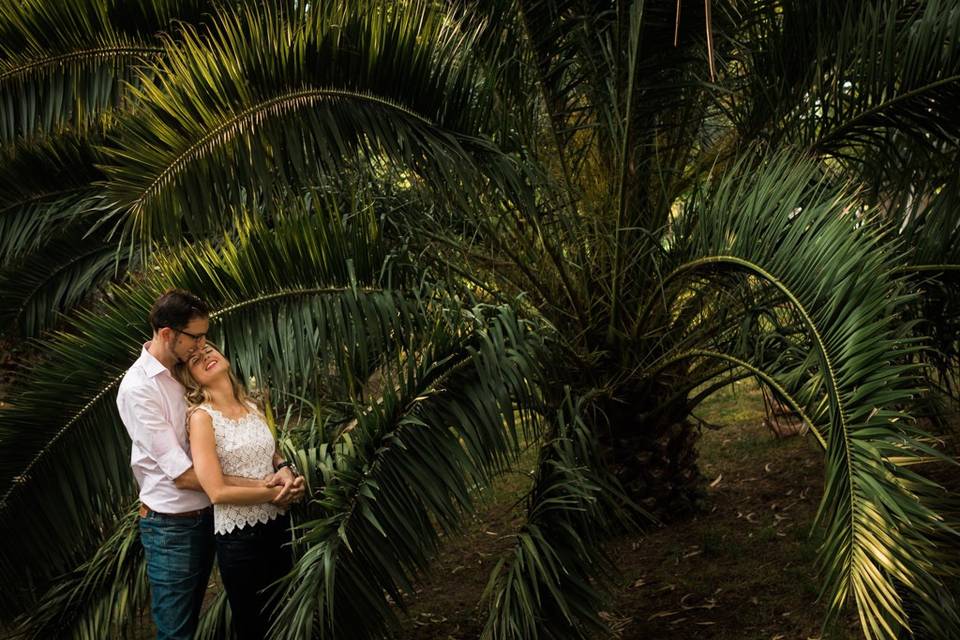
[148,289,209,332]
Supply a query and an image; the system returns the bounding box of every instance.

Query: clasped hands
[265,466,305,507]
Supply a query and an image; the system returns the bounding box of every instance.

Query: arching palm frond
[810,1,960,165]
[0,135,124,339]
[0,0,216,145]
[270,303,545,639]
[643,154,960,640]
[482,391,640,640]
[5,225,548,638]
[0,135,104,267]
[730,0,960,172]
[99,0,520,248]
[0,234,127,339]
[10,503,146,640]
[0,203,401,617]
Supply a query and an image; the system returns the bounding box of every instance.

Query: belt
[138,503,211,518]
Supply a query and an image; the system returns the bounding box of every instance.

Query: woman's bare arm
[187,409,281,505]
[173,467,265,491]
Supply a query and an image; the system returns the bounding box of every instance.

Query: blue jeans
[139,508,215,640]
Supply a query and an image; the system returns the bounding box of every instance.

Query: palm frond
[0,234,128,338]
[894,181,960,403]
[729,1,960,170]
[99,0,519,247]
[195,589,232,640]
[0,135,105,267]
[0,204,399,616]
[481,390,640,640]
[0,0,216,144]
[644,152,960,639]
[11,503,148,640]
[811,1,960,162]
[271,302,545,639]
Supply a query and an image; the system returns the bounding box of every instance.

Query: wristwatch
[274,459,299,476]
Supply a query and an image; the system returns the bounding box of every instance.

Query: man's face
[166,315,210,364]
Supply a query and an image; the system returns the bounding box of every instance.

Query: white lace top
[197,403,285,535]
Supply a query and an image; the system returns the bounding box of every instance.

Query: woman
[174,344,298,640]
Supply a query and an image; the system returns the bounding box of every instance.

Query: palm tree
[1,1,959,639]
[0,0,220,338]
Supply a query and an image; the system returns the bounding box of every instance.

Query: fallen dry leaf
[648,610,680,621]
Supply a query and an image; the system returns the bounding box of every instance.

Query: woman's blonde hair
[172,343,251,409]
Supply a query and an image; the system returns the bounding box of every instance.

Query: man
[117,289,303,639]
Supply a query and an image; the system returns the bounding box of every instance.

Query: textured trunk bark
[597,395,706,520]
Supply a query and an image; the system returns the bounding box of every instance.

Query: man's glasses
[175,328,207,342]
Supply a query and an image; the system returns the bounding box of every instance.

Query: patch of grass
[699,529,727,559]
[695,379,767,427]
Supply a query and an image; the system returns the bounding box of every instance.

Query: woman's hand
[265,468,305,507]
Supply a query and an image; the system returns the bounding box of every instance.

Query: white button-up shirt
[116,343,211,513]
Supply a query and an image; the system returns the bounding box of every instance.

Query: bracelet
[275,460,298,475]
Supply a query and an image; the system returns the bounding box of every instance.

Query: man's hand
[173,467,204,492]
[266,466,305,507]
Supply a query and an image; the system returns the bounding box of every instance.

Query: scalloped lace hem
[214,508,285,536]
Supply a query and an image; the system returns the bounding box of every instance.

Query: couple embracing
[116,289,304,639]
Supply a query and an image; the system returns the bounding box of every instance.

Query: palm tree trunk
[596,392,705,519]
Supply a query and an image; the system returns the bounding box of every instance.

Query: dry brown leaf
[648,610,680,620]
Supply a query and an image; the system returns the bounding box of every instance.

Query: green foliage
[11,503,147,640]
[1,1,960,639]
[662,155,960,639]
[482,391,637,640]
[271,303,545,639]
[98,0,518,247]
[0,0,214,143]
[0,203,399,615]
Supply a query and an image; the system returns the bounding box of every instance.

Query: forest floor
[390,381,867,640]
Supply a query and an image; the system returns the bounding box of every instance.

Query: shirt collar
[139,341,171,378]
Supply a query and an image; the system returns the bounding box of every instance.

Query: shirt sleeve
[117,384,193,481]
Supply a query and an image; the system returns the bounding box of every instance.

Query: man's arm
[119,386,194,484]
[173,468,265,491]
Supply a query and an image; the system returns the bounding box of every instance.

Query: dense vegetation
[1,1,959,638]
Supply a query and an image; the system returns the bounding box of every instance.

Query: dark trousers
[216,514,293,640]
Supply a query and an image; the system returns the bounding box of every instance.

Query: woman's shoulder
[186,405,215,431]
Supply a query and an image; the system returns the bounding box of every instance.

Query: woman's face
[186,344,230,387]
